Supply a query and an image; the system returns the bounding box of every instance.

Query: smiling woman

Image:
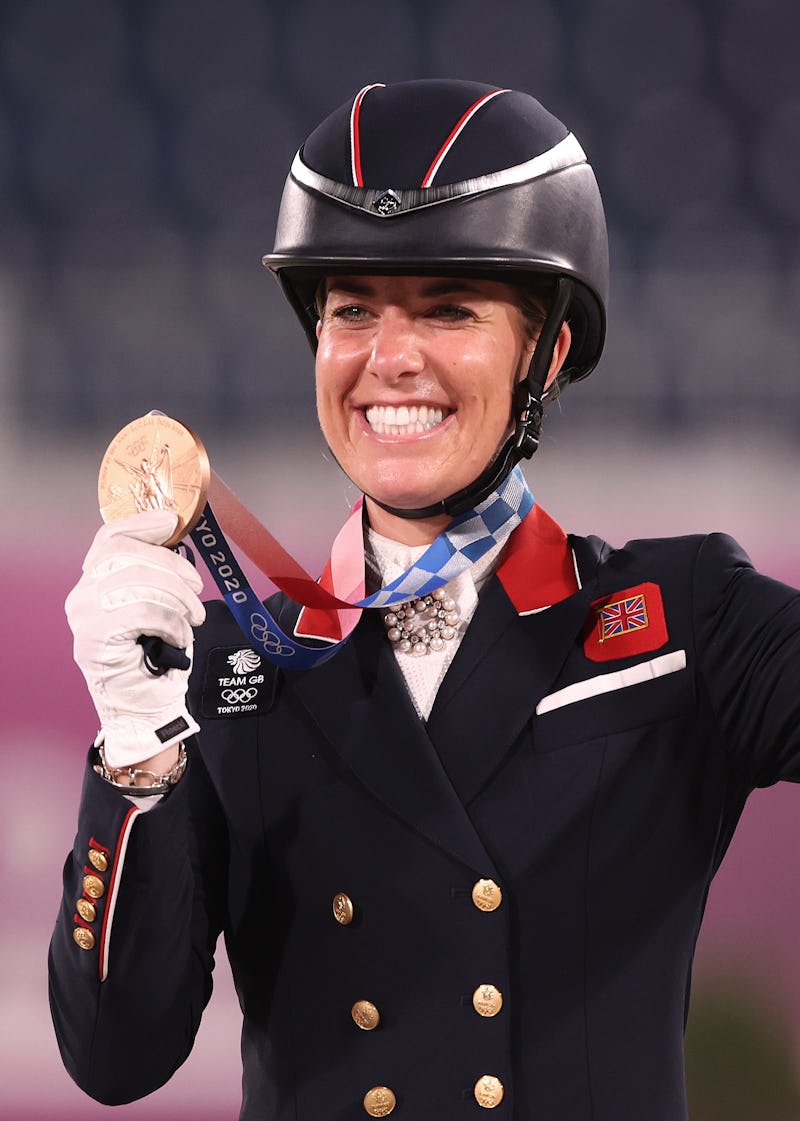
[314,274,571,541]
[267,79,608,522]
[51,78,800,1121]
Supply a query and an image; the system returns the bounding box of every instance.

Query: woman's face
[315,274,547,537]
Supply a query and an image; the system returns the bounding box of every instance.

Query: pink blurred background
[2,0,800,1116]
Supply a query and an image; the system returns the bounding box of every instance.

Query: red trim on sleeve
[97,805,142,982]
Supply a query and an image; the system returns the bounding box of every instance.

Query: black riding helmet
[263,79,609,518]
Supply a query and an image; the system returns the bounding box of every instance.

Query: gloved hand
[65,509,206,768]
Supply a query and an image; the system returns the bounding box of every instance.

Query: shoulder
[571,530,753,592]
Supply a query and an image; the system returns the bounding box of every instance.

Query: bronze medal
[98,413,210,547]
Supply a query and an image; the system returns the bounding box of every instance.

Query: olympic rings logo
[249,613,296,658]
[220,688,258,704]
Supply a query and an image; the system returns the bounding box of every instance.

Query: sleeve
[48,740,228,1105]
[695,531,800,788]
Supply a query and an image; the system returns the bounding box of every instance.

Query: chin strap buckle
[513,388,544,460]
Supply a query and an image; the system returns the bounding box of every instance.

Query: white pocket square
[536,650,687,715]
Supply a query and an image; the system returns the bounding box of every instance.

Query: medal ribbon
[189,465,534,669]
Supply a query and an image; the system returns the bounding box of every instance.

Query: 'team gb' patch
[201,646,273,718]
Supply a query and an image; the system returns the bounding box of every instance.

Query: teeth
[365,404,447,434]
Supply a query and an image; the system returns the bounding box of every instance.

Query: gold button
[76,898,97,923]
[333,892,354,925]
[474,1074,504,1109]
[472,984,503,1017]
[82,874,105,899]
[88,848,109,872]
[363,1085,396,1116]
[73,927,96,951]
[471,878,502,912]
[351,999,381,1031]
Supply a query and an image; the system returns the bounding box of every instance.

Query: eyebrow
[325,278,488,299]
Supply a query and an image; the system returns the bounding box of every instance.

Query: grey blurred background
[2,0,800,1118]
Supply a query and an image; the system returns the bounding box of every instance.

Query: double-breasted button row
[334,895,382,1039]
[336,879,502,919]
[336,884,504,1113]
[361,1078,502,1115]
[470,883,505,1106]
[73,843,111,951]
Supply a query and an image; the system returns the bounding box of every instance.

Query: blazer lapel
[425,579,596,804]
[289,606,494,873]
[425,508,603,804]
[287,504,609,864]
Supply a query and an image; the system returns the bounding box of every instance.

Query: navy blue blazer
[49,515,800,1121]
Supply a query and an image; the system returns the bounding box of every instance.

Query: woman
[50,80,800,1121]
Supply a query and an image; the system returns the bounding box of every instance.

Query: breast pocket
[534,649,694,751]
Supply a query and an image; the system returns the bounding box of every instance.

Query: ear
[543,321,572,391]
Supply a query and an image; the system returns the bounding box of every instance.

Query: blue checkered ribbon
[358,465,533,607]
[191,465,533,669]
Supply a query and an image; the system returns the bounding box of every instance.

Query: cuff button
[76,898,97,923]
[73,927,96,951]
[82,874,105,899]
[88,848,109,872]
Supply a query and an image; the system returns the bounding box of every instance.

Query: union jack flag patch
[584,582,668,662]
[598,593,648,641]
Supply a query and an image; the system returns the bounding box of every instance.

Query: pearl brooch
[383,587,461,655]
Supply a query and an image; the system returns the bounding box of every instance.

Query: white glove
[65,509,206,768]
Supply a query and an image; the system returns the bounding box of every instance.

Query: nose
[366,309,425,383]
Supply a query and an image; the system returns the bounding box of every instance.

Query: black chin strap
[370,278,574,520]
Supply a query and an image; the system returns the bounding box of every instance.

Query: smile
[364,404,449,435]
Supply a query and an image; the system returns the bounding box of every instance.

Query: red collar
[495,503,578,614]
[294,504,578,643]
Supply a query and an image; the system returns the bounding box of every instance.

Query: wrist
[94,743,188,796]
[94,709,200,770]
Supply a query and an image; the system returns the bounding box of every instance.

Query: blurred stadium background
[1,0,799,1117]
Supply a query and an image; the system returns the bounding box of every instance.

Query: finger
[66,565,206,643]
[83,510,180,569]
[89,546,204,597]
[87,598,199,653]
[98,577,206,630]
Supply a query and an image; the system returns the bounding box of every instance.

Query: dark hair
[516,279,555,341]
